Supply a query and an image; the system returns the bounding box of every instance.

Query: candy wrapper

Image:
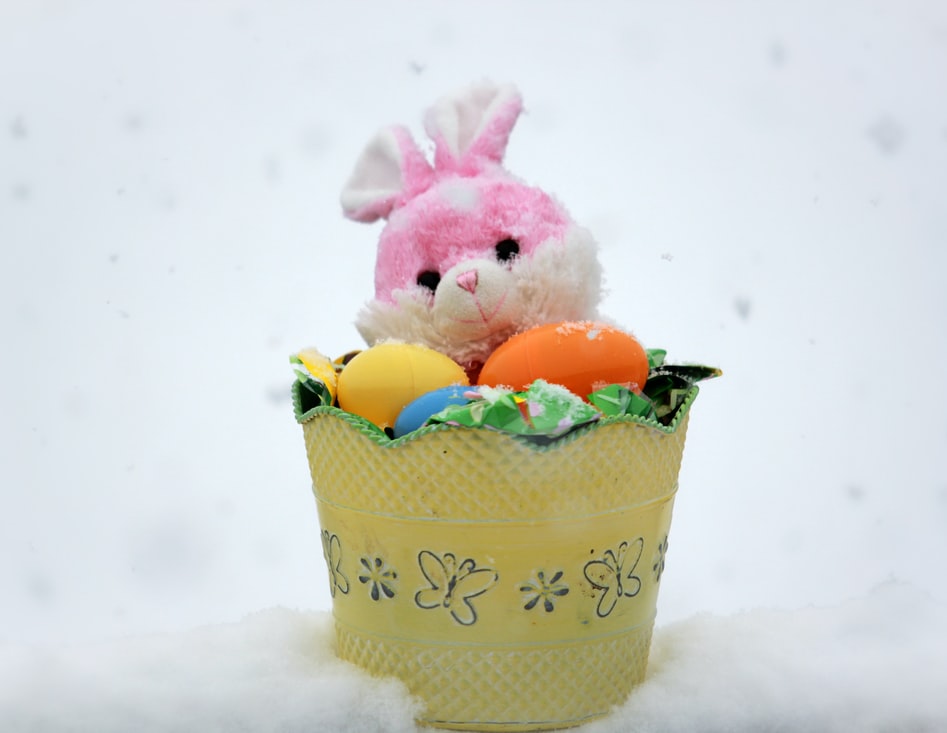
[290,349,337,414]
[426,357,720,439]
[428,380,601,443]
[643,363,722,425]
[586,383,653,419]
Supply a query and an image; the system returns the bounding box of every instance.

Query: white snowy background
[2,1,946,731]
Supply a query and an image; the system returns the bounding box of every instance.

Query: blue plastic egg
[393,385,480,437]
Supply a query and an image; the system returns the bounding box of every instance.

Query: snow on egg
[477,321,649,399]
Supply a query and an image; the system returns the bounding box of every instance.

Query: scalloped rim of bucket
[292,380,699,451]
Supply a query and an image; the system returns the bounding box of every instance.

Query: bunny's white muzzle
[432,259,521,342]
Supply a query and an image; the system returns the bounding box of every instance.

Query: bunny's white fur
[342,83,604,371]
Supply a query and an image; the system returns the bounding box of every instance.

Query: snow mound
[2,583,944,732]
[0,609,420,733]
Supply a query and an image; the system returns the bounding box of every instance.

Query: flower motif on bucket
[583,538,644,618]
[415,550,499,626]
[520,569,570,613]
[358,556,398,601]
[653,535,669,583]
[321,530,349,597]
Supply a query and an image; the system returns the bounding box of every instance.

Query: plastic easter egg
[337,342,469,430]
[478,321,649,399]
[393,385,480,438]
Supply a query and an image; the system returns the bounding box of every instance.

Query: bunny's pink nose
[456,269,479,294]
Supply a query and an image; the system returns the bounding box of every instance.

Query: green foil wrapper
[428,381,601,442]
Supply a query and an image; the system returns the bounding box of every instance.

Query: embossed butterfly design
[414,551,498,626]
[583,538,644,618]
[321,530,349,597]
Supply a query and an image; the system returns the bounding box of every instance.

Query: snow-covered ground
[2,583,945,732]
[2,1,946,730]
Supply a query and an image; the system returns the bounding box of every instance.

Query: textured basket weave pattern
[335,621,654,732]
[299,409,692,731]
[303,414,689,520]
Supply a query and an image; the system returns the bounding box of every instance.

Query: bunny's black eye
[417,270,441,292]
[495,238,520,262]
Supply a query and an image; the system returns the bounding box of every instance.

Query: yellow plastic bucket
[296,387,697,731]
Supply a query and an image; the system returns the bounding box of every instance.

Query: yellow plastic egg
[337,342,469,429]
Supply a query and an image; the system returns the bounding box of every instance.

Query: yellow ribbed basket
[297,388,696,731]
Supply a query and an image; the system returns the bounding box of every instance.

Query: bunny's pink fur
[341,83,603,373]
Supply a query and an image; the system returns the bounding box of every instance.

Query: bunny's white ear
[340,126,434,222]
[424,82,523,172]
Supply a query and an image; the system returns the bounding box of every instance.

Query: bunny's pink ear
[424,82,523,174]
[340,126,434,222]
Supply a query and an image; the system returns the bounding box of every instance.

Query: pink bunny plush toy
[341,82,603,379]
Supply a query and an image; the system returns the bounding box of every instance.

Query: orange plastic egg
[337,342,469,429]
[478,321,648,399]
